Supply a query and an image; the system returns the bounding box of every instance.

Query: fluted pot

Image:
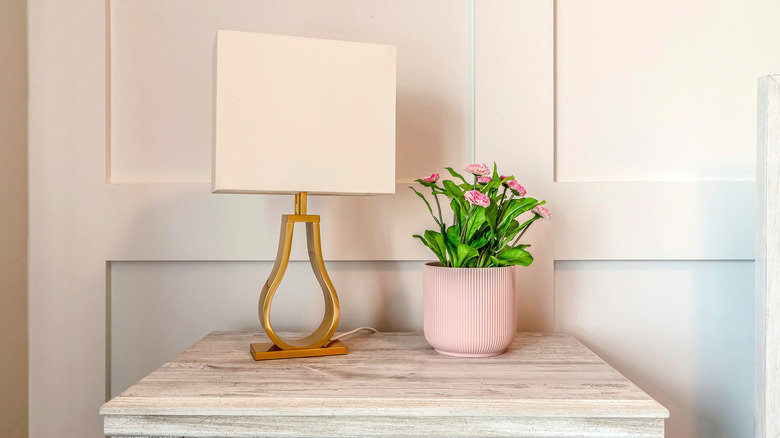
[423,262,517,357]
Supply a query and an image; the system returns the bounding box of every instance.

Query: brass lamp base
[250,339,348,360]
[253,192,344,361]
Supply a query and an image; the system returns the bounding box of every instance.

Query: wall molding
[554,181,755,261]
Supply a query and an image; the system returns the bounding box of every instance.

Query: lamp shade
[212,30,396,195]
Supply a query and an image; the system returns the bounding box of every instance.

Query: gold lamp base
[253,192,344,361]
[250,339,348,360]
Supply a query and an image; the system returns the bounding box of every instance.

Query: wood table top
[101,331,668,420]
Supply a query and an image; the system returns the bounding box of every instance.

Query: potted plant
[410,163,551,357]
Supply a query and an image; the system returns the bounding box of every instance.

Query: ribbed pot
[423,262,517,357]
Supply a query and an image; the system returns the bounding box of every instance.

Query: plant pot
[423,262,517,357]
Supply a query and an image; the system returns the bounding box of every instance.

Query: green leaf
[413,233,436,256]
[498,197,538,232]
[444,167,468,184]
[464,207,486,241]
[502,219,529,245]
[440,225,457,264]
[505,216,540,246]
[412,234,437,258]
[451,198,466,226]
[510,251,534,267]
[481,178,500,196]
[409,186,440,226]
[424,230,448,264]
[489,255,511,267]
[470,235,489,249]
[498,245,534,267]
[454,244,479,267]
[413,232,447,266]
[517,216,536,230]
[485,203,499,232]
[498,246,527,261]
[445,225,461,247]
[442,180,464,199]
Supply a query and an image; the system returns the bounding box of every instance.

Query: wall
[0,0,28,436]
[28,1,772,437]
[553,1,779,436]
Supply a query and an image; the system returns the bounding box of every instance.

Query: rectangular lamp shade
[212,30,397,195]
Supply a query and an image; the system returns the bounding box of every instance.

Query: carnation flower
[533,205,552,220]
[500,176,526,196]
[464,190,490,207]
[477,176,492,184]
[465,163,491,176]
[422,173,440,183]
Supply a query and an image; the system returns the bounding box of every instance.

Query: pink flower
[464,190,490,207]
[477,176,492,184]
[500,176,526,196]
[465,163,490,176]
[533,205,552,220]
[422,173,440,183]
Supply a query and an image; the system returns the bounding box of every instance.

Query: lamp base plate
[250,339,348,361]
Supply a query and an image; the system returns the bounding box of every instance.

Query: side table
[101,331,668,437]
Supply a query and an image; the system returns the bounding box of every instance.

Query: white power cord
[331,327,379,342]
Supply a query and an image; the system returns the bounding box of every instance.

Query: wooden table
[101,332,668,437]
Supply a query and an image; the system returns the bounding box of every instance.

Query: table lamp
[212,30,396,360]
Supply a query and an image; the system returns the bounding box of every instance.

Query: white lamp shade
[212,30,396,195]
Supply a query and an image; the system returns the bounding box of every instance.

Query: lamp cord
[330,327,379,342]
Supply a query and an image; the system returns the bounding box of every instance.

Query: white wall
[109,261,423,396]
[0,0,28,436]
[29,1,773,437]
[557,261,755,437]
[553,1,779,437]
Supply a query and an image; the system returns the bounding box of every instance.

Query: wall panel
[556,260,754,438]
[554,181,754,260]
[552,2,774,437]
[556,0,780,182]
[110,261,423,397]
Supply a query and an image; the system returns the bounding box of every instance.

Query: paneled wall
[0,0,28,437]
[553,1,780,436]
[29,1,776,437]
[553,2,779,437]
[556,261,755,437]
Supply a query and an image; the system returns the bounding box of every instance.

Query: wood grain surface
[101,331,668,437]
[756,75,780,438]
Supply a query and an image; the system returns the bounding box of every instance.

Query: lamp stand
[250,192,348,360]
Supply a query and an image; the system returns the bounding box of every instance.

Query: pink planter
[423,262,517,357]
